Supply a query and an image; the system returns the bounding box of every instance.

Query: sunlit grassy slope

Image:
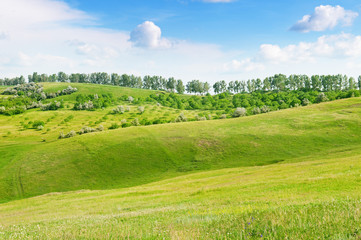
[1,83,361,204]
[1,83,361,238]
[0,150,360,239]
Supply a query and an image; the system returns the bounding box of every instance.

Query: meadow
[0,83,361,239]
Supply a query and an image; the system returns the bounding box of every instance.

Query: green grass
[0,151,360,239]
[1,84,361,203]
[1,83,361,239]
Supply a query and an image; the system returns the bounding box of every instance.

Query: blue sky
[63,0,361,47]
[1,0,361,83]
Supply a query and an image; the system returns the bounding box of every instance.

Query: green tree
[176,80,185,94]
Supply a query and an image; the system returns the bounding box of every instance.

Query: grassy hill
[0,145,360,239]
[1,83,361,202]
[1,83,361,238]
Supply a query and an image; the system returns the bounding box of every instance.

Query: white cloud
[130,21,172,49]
[221,33,361,79]
[0,0,230,83]
[223,59,264,72]
[0,0,92,30]
[291,5,358,32]
[258,33,361,63]
[1,0,361,84]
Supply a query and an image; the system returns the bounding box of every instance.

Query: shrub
[66,130,76,138]
[59,130,76,139]
[32,120,45,128]
[40,101,63,111]
[176,113,187,122]
[58,132,65,139]
[316,93,329,103]
[302,98,311,106]
[252,107,261,115]
[122,122,132,128]
[233,107,247,117]
[109,123,120,129]
[138,106,145,114]
[196,116,207,121]
[132,118,140,126]
[78,126,96,135]
[96,125,104,131]
[113,105,125,114]
[260,105,271,113]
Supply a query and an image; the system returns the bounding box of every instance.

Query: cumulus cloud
[130,21,172,49]
[0,0,230,83]
[291,5,358,32]
[258,33,361,63]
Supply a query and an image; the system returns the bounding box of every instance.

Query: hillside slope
[1,89,361,202]
[0,148,360,239]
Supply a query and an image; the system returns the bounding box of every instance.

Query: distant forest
[1,72,361,95]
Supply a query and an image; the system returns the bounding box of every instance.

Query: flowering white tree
[233,107,247,117]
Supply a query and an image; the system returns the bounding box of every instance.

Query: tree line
[1,72,361,95]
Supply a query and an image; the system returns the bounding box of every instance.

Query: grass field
[0,83,361,239]
[0,151,360,239]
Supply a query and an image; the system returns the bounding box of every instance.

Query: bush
[260,105,271,113]
[32,120,45,128]
[58,132,65,139]
[220,114,227,119]
[66,130,76,138]
[138,106,145,114]
[176,113,187,122]
[252,107,261,115]
[132,118,140,126]
[109,123,120,129]
[302,98,311,106]
[122,122,132,128]
[59,130,76,139]
[112,105,124,114]
[40,101,63,111]
[78,126,96,135]
[196,116,207,121]
[316,93,329,103]
[233,107,247,117]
